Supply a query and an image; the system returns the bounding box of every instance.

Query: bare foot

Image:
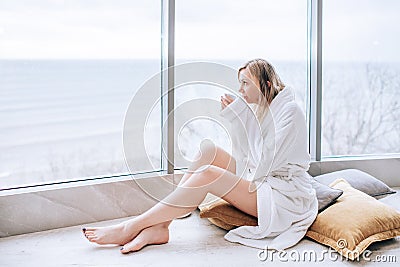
[177,211,192,219]
[120,224,169,254]
[82,223,140,245]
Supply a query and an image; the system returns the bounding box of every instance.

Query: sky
[0,0,399,62]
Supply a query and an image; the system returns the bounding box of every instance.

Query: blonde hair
[238,58,285,121]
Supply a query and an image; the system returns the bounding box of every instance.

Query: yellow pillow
[199,179,400,261]
[199,198,257,230]
[306,178,400,260]
[206,218,236,231]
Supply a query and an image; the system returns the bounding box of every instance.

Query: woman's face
[238,67,260,104]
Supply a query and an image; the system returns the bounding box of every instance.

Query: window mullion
[161,0,175,174]
[308,0,323,162]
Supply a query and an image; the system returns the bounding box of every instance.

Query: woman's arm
[250,103,300,189]
[220,95,252,123]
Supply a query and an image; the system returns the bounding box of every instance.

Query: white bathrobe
[220,86,318,251]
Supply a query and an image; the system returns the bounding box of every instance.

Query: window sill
[1,156,399,238]
[309,156,400,187]
[0,172,183,237]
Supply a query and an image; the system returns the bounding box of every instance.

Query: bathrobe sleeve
[219,97,255,177]
[219,97,249,123]
[220,97,304,185]
[250,102,300,187]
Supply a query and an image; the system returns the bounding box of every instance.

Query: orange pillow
[199,198,257,230]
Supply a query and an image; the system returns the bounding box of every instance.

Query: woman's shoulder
[276,97,306,125]
[279,87,304,111]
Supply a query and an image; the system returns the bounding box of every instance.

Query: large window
[174,0,308,168]
[0,1,161,188]
[322,0,400,157]
[1,0,399,190]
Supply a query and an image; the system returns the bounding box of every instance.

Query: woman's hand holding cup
[221,93,236,110]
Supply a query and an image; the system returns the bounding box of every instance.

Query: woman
[82,58,318,253]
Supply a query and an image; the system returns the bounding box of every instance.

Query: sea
[0,59,398,188]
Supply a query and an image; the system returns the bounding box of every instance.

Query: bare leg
[83,140,247,251]
[85,164,257,249]
[169,140,237,220]
[117,141,238,253]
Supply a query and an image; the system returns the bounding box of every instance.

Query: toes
[84,232,97,242]
[84,227,97,231]
[120,238,145,254]
[84,231,96,238]
[83,232,91,240]
[88,236,99,243]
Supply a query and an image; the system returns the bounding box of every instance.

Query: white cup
[225,93,237,100]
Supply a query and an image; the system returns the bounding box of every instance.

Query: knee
[198,139,217,160]
[186,164,219,187]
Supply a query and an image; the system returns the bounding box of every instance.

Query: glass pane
[0,1,161,188]
[322,0,400,157]
[175,0,308,167]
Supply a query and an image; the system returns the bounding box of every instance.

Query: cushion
[314,169,396,198]
[198,176,343,230]
[199,176,344,231]
[199,198,257,230]
[306,178,400,260]
[207,217,236,231]
[309,176,343,212]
